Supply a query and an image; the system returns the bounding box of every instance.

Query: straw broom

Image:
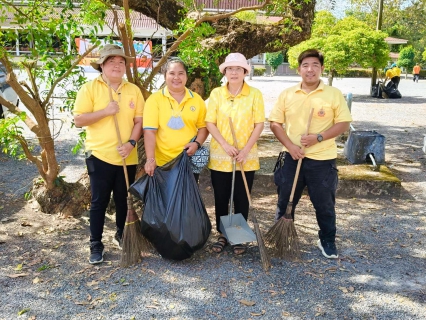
[106,79,148,267]
[265,108,314,260]
[229,118,271,271]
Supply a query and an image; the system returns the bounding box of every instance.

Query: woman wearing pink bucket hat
[206,52,265,255]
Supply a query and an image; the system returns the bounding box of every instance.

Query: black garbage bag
[129,151,211,260]
[382,81,402,99]
[371,81,384,99]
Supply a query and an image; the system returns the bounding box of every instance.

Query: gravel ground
[0,76,425,320]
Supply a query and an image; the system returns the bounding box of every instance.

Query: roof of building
[196,0,263,10]
[385,37,408,45]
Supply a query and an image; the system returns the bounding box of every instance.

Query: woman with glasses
[205,53,265,255]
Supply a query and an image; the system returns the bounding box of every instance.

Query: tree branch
[42,44,99,108]
[142,0,272,87]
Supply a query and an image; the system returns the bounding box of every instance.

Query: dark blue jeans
[86,155,136,243]
[274,152,338,243]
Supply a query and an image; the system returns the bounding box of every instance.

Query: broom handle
[106,79,131,193]
[229,117,252,206]
[288,108,314,202]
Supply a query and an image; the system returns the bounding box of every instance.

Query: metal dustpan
[219,160,256,245]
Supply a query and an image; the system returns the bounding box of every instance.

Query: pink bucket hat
[219,53,250,74]
[90,44,134,72]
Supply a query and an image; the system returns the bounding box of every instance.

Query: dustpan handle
[229,117,252,206]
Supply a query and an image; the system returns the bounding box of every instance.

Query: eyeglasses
[226,67,245,74]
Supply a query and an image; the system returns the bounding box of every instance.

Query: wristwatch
[128,139,136,147]
[317,134,324,142]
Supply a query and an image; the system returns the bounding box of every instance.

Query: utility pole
[371,0,384,93]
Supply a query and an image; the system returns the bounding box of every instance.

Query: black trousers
[210,169,255,233]
[391,76,400,88]
[274,153,338,243]
[86,155,136,243]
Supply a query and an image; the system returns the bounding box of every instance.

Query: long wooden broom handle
[229,117,252,207]
[106,79,131,192]
[288,108,314,202]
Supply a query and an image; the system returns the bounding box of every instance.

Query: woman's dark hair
[163,57,188,74]
[298,49,324,66]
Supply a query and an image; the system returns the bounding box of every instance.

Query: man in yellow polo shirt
[269,48,352,259]
[74,44,144,264]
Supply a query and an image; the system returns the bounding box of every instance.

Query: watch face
[317,134,323,142]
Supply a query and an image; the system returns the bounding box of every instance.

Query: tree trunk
[328,70,334,86]
[32,173,91,217]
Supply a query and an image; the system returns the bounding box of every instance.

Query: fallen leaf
[146,305,159,309]
[87,294,92,301]
[17,308,30,315]
[7,273,29,278]
[169,304,175,309]
[250,310,266,316]
[33,277,41,284]
[15,263,23,271]
[87,280,99,287]
[221,291,227,298]
[28,316,36,320]
[109,304,117,311]
[109,293,117,302]
[75,301,90,306]
[394,255,402,259]
[21,221,32,227]
[239,299,256,306]
[282,311,291,316]
[348,286,355,292]
[339,287,348,293]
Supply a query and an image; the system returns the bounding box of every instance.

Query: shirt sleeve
[333,91,353,124]
[268,90,286,123]
[205,89,219,123]
[134,89,144,118]
[196,96,207,129]
[252,88,265,123]
[142,94,159,130]
[73,83,93,115]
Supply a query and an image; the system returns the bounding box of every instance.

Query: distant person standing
[413,63,421,83]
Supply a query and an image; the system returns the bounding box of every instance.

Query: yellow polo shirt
[143,87,207,166]
[206,82,265,172]
[269,80,352,160]
[74,76,144,166]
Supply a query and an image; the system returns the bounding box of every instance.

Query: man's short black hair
[298,49,324,66]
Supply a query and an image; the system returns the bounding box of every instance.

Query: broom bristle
[120,201,152,267]
[265,202,301,260]
[252,215,271,271]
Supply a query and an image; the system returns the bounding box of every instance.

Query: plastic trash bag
[382,81,402,99]
[129,151,211,260]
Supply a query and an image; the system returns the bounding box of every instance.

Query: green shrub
[419,69,426,79]
[253,67,265,76]
[340,69,372,78]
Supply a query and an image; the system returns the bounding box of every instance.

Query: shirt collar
[295,80,325,93]
[162,86,193,102]
[222,82,250,99]
[97,75,128,90]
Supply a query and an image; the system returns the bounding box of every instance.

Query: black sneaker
[89,241,105,264]
[317,239,338,259]
[112,232,122,250]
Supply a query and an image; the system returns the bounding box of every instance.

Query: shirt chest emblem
[318,107,325,117]
[190,106,196,112]
[129,99,135,109]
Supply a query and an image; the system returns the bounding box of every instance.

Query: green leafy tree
[265,52,284,76]
[347,0,426,69]
[288,12,389,86]
[0,0,318,215]
[398,46,416,78]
